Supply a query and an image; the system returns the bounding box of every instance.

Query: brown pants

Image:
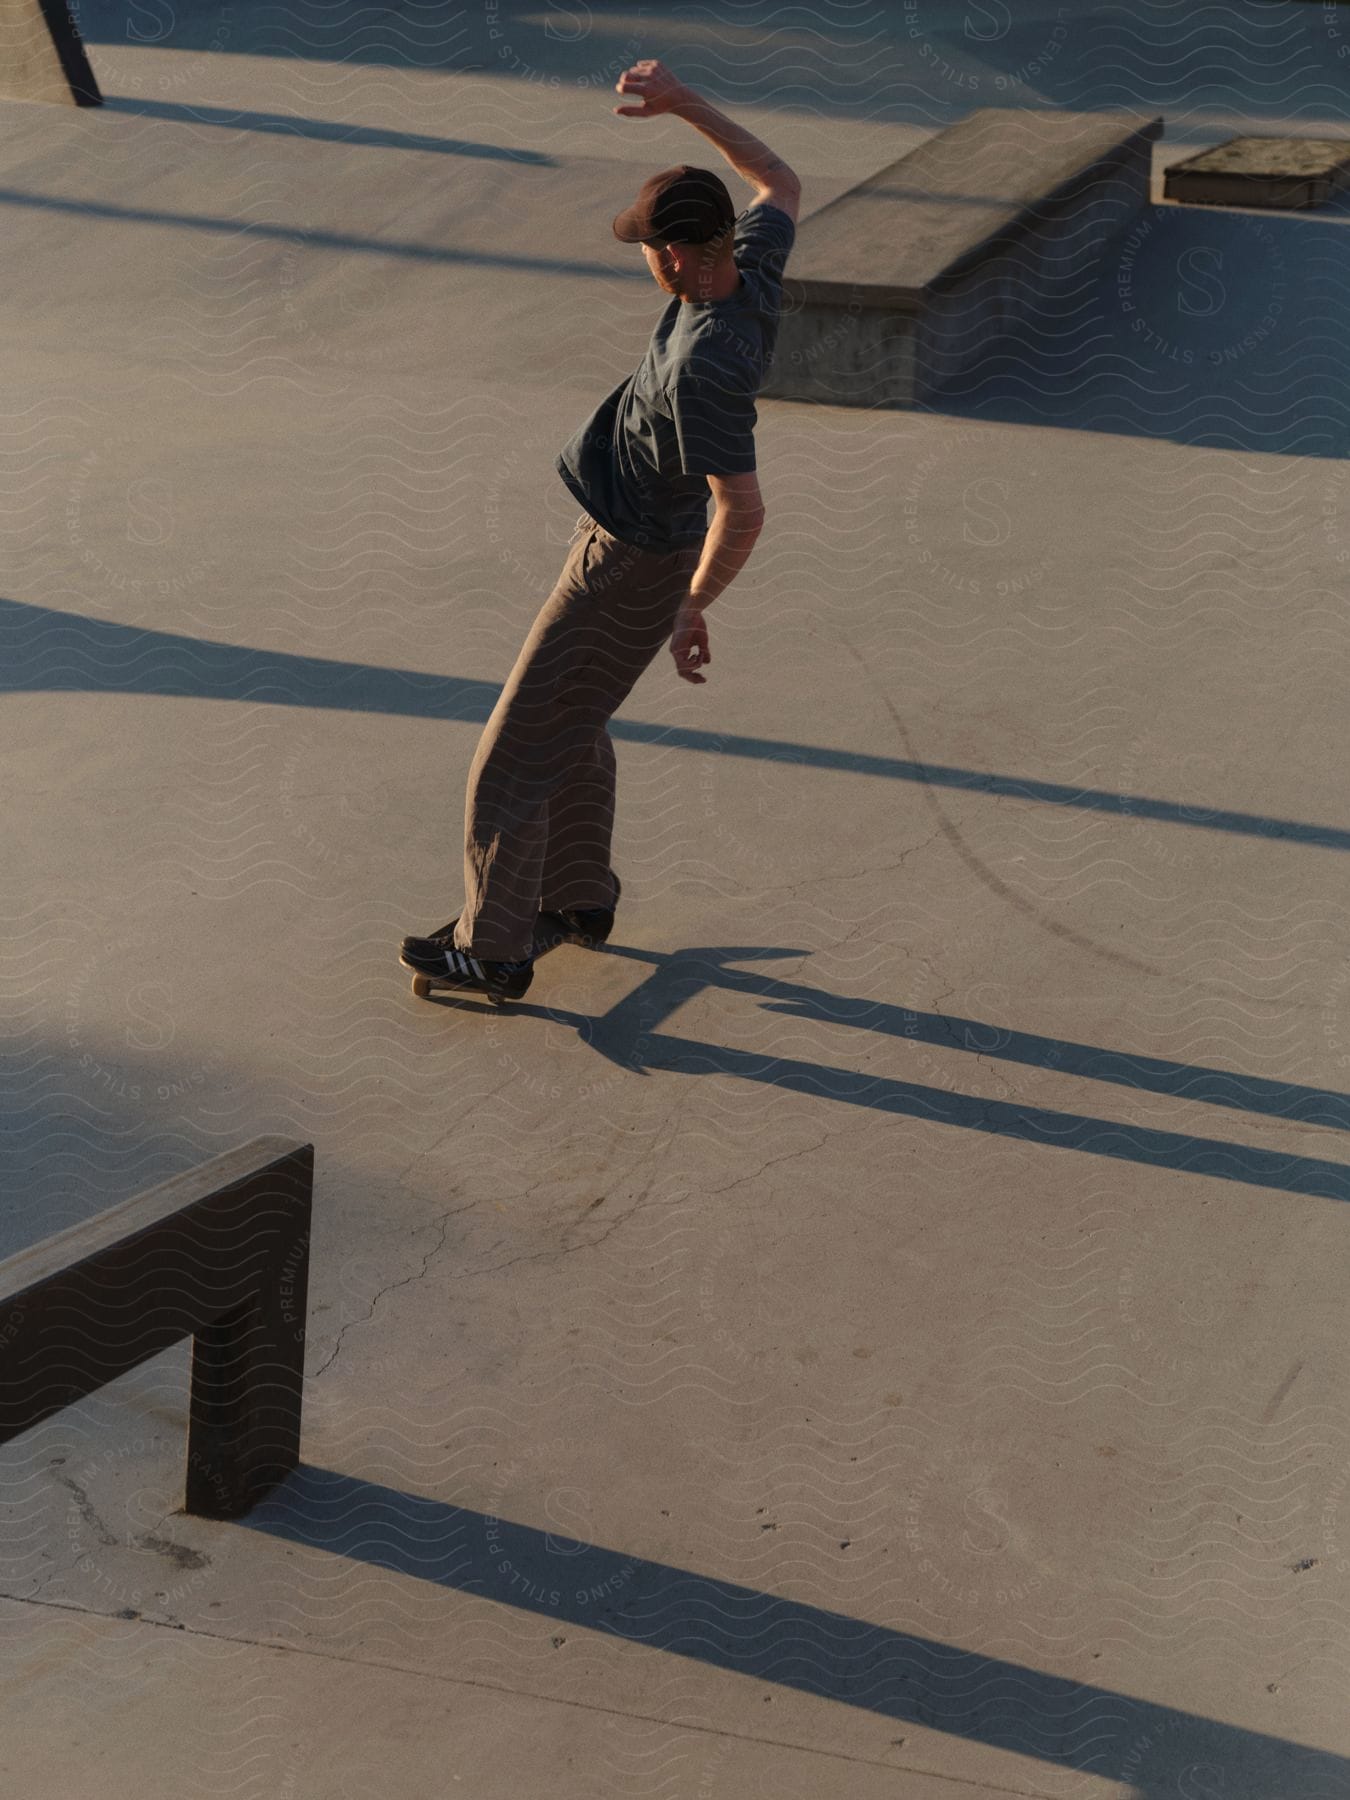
[453,512,703,960]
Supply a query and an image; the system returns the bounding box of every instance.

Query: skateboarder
[401,58,800,1003]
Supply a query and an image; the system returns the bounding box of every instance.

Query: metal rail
[0,1137,312,1519]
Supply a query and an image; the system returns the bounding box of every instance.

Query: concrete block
[1164,135,1350,209]
[764,108,1162,409]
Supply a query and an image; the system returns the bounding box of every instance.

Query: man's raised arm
[613,60,802,220]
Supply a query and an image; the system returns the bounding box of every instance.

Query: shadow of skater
[516,943,1350,1203]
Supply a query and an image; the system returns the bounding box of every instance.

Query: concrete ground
[2,3,1350,1795]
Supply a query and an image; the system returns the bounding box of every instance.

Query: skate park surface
[3,3,1350,1794]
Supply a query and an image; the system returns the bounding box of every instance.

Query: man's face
[641,240,681,296]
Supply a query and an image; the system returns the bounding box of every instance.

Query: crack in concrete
[26,1563,62,1602]
[313,1201,476,1379]
[705,1131,833,1204]
[454,1242,595,1281]
[408,1083,517,1175]
[559,1195,647,1257]
[53,1475,117,1548]
[452,1129,683,1280]
[747,834,947,909]
[458,1192,652,1282]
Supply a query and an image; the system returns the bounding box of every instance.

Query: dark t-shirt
[555,201,796,553]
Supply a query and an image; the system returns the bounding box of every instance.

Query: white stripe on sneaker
[441,947,489,984]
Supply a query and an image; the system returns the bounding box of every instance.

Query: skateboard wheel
[410,974,432,999]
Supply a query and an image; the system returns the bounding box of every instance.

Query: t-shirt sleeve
[733,201,796,295]
[667,373,758,477]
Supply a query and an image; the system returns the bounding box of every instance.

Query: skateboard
[405,910,578,1005]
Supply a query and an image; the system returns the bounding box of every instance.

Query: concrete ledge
[1163,135,1350,209]
[764,108,1162,409]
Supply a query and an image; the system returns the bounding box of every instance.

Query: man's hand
[669,599,710,684]
[614,59,693,119]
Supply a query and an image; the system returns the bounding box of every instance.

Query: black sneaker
[400,933,534,1003]
[401,911,564,962]
[401,918,456,953]
[550,872,622,949]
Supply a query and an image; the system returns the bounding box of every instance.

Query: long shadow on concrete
[490,944,1350,1202]
[99,97,558,161]
[4,599,1348,854]
[744,966,1350,1133]
[0,186,643,282]
[246,1465,1350,1798]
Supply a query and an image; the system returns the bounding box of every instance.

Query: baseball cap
[612,164,736,247]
